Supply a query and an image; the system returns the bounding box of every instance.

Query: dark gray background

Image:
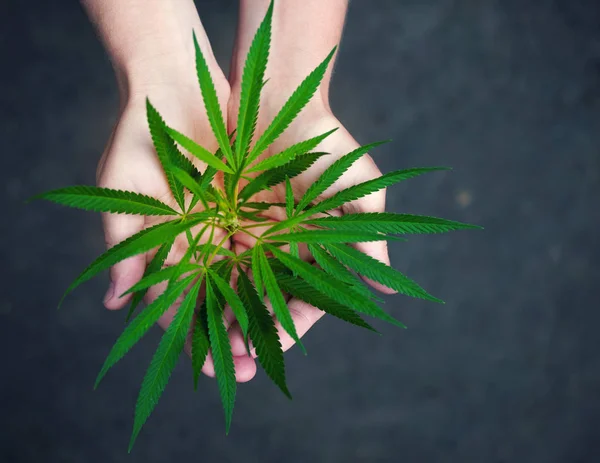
[2,0,599,462]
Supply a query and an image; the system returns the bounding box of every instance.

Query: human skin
[81,0,257,382]
[81,0,392,383]
[226,0,394,358]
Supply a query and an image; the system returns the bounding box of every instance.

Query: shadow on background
[1,0,599,462]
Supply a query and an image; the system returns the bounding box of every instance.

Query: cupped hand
[227,97,394,357]
[97,79,257,382]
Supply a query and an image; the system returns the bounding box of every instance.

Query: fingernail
[103,282,115,304]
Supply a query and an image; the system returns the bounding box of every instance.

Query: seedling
[34,1,480,451]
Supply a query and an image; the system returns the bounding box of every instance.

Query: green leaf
[95,274,196,389]
[208,270,249,343]
[239,210,269,222]
[248,47,337,164]
[246,129,338,173]
[268,246,405,327]
[60,214,209,307]
[170,165,211,209]
[129,279,200,452]
[285,177,294,218]
[304,213,482,234]
[288,242,299,262]
[192,302,210,390]
[200,165,218,191]
[196,243,237,259]
[269,229,403,244]
[325,243,443,303]
[120,263,200,297]
[146,99,186,210]
[243,202,285,211]
[206,278,236,433]
[126,241,173,322]
[166,127,234,174]
[255,246,305,354]
[286,176,300,265]
[239,152,328,202]
[276,274,377,333]
[306,167,450,217]
[189,167,218,211]
[307,244,375,300]
[33,186,178,216]
[193,32,235,167]
[235,0,273,164]
[267,167,449,236]
[251,244,264,298]
[237,271,291,398]
[295,141,389,212]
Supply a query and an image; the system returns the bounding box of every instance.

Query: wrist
[82,0,227,102]
[230,0,347,118]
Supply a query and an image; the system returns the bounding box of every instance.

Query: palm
[97,90,257,381]
[227,107,392,357]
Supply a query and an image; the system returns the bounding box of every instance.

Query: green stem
[240,228,263,242]
[205,231,234,268]
[243,221,280,229]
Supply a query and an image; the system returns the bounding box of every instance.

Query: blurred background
[2,0,600,461]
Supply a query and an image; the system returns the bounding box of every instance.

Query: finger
[156,283,257,384]
[102,212,146,309]
[229,323,250,357]
[273,298,325,353]
[229,297,325,357]
[199,352,257,383]
[341,156,396,295]
[183,337,258,383]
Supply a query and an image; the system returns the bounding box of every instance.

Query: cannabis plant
[34,2,479,451]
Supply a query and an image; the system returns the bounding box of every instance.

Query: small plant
[34,1,480,451]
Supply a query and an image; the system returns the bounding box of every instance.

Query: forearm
[81,0,224,99]
[231,0,348,109]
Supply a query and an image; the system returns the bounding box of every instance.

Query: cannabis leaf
[191,302,210,390]
[254,245,305,354]
[237,271,291,398]
[276,273,377,333]
[268,246,405,328]
[126,240,174,322]
[34,1,480,449]
[235,0,273,164]
[270,229,402,244]
[207,269,249,343]
[246,129,337,173]
[325,243,443,303]
[193,32,235,167]
[295,141,390,212]
[120,263,200,297]
[206,277,236,433]
[129,279,201,452]
[33,186,178,216]
[146,99,187,210]
[247,48,337,164]
[166,127,234,174]
[95,274,197,389]
[304,213,482,234]
[307,243,375,300]
[59,214,210,307]
[239,151,328,202]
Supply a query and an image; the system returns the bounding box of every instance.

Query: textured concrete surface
[2,0,600,462]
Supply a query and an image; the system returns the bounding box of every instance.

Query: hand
[226,92,394,358]
[97,65,258,382]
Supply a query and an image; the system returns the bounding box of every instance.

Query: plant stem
[205,231,234,268]
[240,228,263,243]
[243,222,280,229]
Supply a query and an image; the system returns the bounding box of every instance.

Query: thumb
[341,157,396,295]
[102,212,146,310]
